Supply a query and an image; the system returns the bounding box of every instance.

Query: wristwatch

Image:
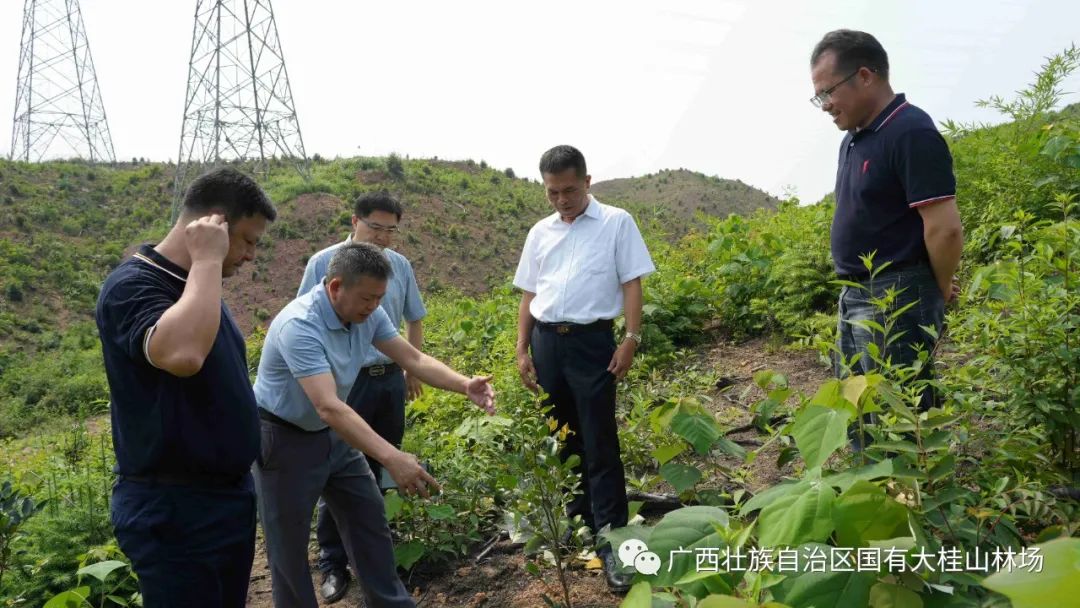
[624,331,642,346]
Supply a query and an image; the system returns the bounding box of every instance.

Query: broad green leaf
[757,481,836,548]
[394,540,426,569]
[698,596,756,608]
[648,506,731,588]
[870,582,924,608]
[649,400,681,435]
[675,569,731,586]
[921,487,977,512]
[982,538,1080,608]
[841,375,869,407]
[824,459,894,492]
[452,415,512,441]
[868,536,916,552]
[790,405,851,469]
[928,455,956,481]
[773,553,875,608]
[652,443,686,465]
[383,491,404,520]
[671,411,722,455]
[715,436,748,460]
[832,481,910,547]
[426,504,455,520]
[923,412,964,430]
[810,379,844,408]
[76,560,127,583]
[740,479,808,515]
[660,462,702,494]
[43,587,91,608]
[620,581,652,608]
[754,370,788,389]
[867,440,921,454]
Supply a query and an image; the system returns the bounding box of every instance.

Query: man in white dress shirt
[513,145,655,594]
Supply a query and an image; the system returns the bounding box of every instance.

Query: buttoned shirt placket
[556,216,587,322]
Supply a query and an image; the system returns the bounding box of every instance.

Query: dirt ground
[244,532,621,608]
[697,336,833,492]
[244,337,832,608]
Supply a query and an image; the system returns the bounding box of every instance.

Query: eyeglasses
[359,218,399,234]
[810,70,859,108]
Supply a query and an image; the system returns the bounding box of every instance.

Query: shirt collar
[313,282,348,331]
[548,195,602,226]
[859,93,908,135]
[134,244,189,282]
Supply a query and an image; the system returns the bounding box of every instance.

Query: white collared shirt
[513,196,655,324]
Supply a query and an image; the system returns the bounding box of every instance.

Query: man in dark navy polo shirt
[809,30,964,440]
[96,168,276,607]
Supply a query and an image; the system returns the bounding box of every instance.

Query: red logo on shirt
[862,160,870,174]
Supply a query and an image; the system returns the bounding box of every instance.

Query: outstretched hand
[464,375,496,414]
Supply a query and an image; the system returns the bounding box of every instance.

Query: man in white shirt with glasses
[513,145,655,595]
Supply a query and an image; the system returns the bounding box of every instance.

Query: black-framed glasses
[810,70,859,108]
[359,218,399,234]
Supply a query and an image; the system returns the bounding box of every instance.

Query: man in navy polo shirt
[810,30,964,441]
[95,168,276,607]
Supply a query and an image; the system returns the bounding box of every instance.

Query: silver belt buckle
[368,364,385,377]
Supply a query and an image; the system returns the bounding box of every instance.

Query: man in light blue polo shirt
[297,192,427,601]
[254,242,494,608]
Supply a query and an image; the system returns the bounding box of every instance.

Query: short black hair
[539,145,587,179]
[810,30,889,80]
[182,167,277,222]
[353,191,403,221]
[326,242,391,287]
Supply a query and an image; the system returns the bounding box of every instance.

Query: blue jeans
[835,263,945,444]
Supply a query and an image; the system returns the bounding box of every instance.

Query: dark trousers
[530,323,628,536]
[111,475,256,608]
[835,263,946,446]
[316,366,406,574]
[254,421,413,608]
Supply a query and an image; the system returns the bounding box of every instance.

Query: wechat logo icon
[618,539,662,576]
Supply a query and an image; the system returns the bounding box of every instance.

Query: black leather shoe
[320,570,350,604]
[600,548,633,595]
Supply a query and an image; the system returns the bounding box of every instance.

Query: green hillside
[591,169,780,234]
[0,156,780,434]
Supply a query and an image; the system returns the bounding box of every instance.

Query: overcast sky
[3,0,1079,202]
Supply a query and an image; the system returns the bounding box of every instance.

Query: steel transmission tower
[173,0,308,215]
[10,0,116,162]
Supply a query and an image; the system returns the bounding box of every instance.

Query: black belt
[536,319,614,335]
[118,471,245,488]
[258,408,325,434]
[360,362,400,377]
[837,259,927,282]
